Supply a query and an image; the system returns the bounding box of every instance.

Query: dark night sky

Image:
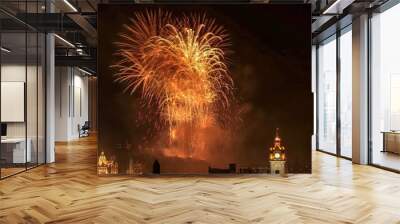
[98,4,312,174]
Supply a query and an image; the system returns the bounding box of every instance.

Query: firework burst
[112,9,233,136]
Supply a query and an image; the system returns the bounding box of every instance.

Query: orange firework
[112,9,233,132]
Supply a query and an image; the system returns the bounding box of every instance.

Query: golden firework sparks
[112,9,233,136]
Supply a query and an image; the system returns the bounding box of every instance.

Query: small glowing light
[170,128,176,140]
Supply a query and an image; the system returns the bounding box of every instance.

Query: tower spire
[274,128,281,147]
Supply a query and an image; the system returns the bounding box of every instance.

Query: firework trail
[112,9,233,151]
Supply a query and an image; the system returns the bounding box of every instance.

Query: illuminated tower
[98,151,108,175]
[269,128,286,175]
[269,128,286,161]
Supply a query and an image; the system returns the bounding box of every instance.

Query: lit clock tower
[269,128,286,175]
